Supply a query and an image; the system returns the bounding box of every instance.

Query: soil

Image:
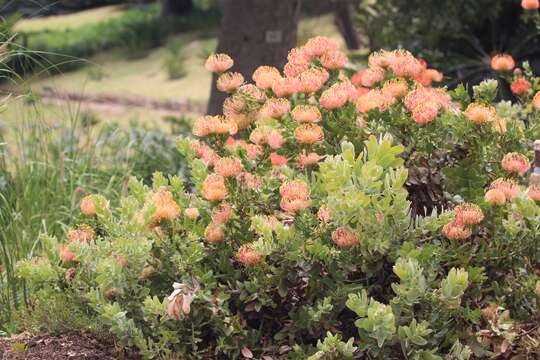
[0,332,137,360]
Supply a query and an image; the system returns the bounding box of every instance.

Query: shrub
[17,36,540,359]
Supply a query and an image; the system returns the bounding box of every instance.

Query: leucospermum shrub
[17,37,540,359]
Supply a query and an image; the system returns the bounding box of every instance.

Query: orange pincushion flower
[191,141,220,166]
[149,187,181,222]
[484,188,506,205]
[368,49,394,69]
[415,69,444,87]
[185,207,200,219]
[67,224,95,243]
[490,54,515,72]
[317,205,331,222]
[60,246,76,262]
[238,84,267,103]
[211,203,233,225]
[298,152,323,168]
[223,96,246,116]
[511,78,532,96]
[359,68,385,87]
[202,174,228,201]
[216,72,244,93]
[215,157,243,177]
[259,98,290,119]
[303,36,338,58]
[294,123,324,145]
[205,223,224,243]
[237,171,261,190]
[404,87,450,123]
[252,66,281,89]
[454,203,484,225]
[411,102,440,125]
[80,195,97,216]
[205,53,233,73]
[298,68,330,93]
[284,61,309,78]
[463,103,497,124]
[237,245,262,265]
[356,90,386,113]
[291,105,321,123]
[528,185,540,201]
[266,129,285,149]
[270,152,288,167]
[522,0,539,10]
[382,79,409,99]
[501,153,530,175]
[320,50,348,70]
[443,221,472,240]
[272,76,301,97]
[280,197,311,213]
[490,178,522,200]
[319,85,348,110]
[533,92,540,110]
[280,180,310,200]
[332,226,359,248]
[192,115,238,137]
[388,50,424,79]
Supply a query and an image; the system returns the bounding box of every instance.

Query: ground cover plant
[13,26,540,359]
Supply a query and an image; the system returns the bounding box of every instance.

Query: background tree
[161,0,193,16]
[207,0,302,114]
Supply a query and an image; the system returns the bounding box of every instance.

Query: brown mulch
[0,332,135,360]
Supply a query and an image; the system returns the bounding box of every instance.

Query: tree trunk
[161,0,193,16]
[207,0,302,115]
[333,0,361,50]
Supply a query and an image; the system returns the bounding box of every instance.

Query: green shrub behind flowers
[17,36,540,359]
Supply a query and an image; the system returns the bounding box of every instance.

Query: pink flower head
[320,50,348,70]
[205,223,224,243]
[490,178,522,200]
[368,49,394,69]
[67,224,95,243]
[280,180,310,200]
[237,245,262,265]
[501,153,530,175]
[252,66,281,89]
[443,220,472,240]
[382,78,409,99]
[356,90,386,113]
[291,105,322,123]
[80,195,97,216]
[214,157,243,177]
[303,36,338,58]
[205,53,233,73]
[317,205,331,222]
[216,72,244,92]
[528,185,540,201]
[185,207,200,219]
[454,203,484,225]
[60,246,76,262]
[266,129,285,149]
[223,96,246,116]
[298,68,329,93]
[272,77,301,97]
[484,188,506,205]
[411,102,440,125]
[294,123,324,145]
[211,203,233,225]
[270,152,288,167]
[463,103,497,124]
[359,68,385,87]
[202,174,227,202]
[522,0,540,9]
[490,54,515,72]
[238,84,266,103]
[388,50,424,79]
[511,78,532,96]
[298,152,323,168]
[148,187,181,222]
[332,226,359,248]
[319,84,349,110]
[259,98,291,119]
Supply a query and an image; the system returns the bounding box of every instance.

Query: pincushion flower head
[67,224,95,243]
[484,188,506,205]
[252,66,281,89]
[533,92,540,110]
[238,84,267,103]
[358,68,385,88]
[332,226,360,248]
[382,78,409,99]
[463,103,497,124]
[60,246,76,262]
[501,153,530,175]
[80,194,97,216]
[404,87,450,123]
[388,50,424,79]
[237,245,262,265]
[279,180,310,211]
[216,72,244,93]
[272,77,301,97]
[148,187,181,222]
[490,54,515,72]
[298,68,329,93]
[259,98,290,119]
[303,36,338,58]
[214,156,243,177]
[490,178,522,200]
[223,95,246,116]
[527,185,540,201]
[411,102,440,125]
[291,105,321,123]
[522,0,540,10]
[211,203,233,225]
[205,223,225,243]
[442,220,472,240]
[167,282,198,320]
[202,174,228,201]
[192,115,238,137]
[298,152,323,168]
[320,49,348,70]
[317,205,331,222]
[294,123,324,145]
[454,203,484,225]
[356,90,386,113]
[270,152,288,167]
[319,84,349,110]
[511,78,532,96]
[185,207,200,220]
[205,53,233,73]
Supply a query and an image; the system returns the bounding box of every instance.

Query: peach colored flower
[298,68,329,93]
[490,178,522,200]
[223,96,246,116]
[192,115,238,137]
[266,129,285,149]
[280,180,310,200]
[214,157,243,178]
[320,50,348,70]
[317,205,331,222]
[484,188,506,205]
[216,72,244,92]
[202,174,228,201]
[270,152,288,167]
[533,92,540,110]
[319,85,348,110]
[291,105,321,123]
[298,152,323,168]
[415,69,443,87]
[238,84,267,103]
[522,0,540,9]
[60,246,76,262]
[237,245,262,265]
[411,102,440,125]
[511,78,532,96]
[80,195,97,216]
[501,153,530,175]
[404,87,450,122]
[303,36,338,58]
[332,226,359,248]
[147,188,181,223]
[368,49,394,69]
[454,203,484,225]
[294,123,324,145]
[463,103,497,124]
[211,203,233,225]
[272,76,301,97]
[442,221,472,240]
[528,185,540,201]
[67,224,95,243]
[236,172,261,190]
[280,197,311,213]
[259,98,290,119]
[205,223,224,243]
[490,54,515,72]
[356,90,386,113]
[205,53,233,73]
[359,68,385,87]
[185,207,200,219]
[252,66,281,89]
[283,61,309,78]
[388,50,424,79]
[382,78,409,99]
[191,141,220,166]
